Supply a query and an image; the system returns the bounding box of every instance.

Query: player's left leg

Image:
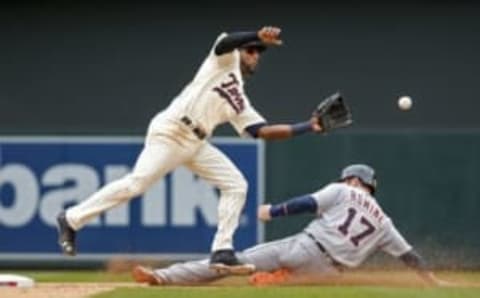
[136,235,300,285]
[141,234,320,285]
[132,265,165,285]
[58,137,195,255]
[185,142,251,274]
[132,262,225,286]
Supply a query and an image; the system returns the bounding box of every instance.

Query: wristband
[269,204,288,218]
[291,121,313,136]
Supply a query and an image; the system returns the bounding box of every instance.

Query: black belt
[180,116,207,140]
[305,232,344,269]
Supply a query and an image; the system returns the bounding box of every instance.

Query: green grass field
[2,270,479,298]
[95,287,480,298]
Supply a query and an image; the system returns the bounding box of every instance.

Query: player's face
[240,47,261,77]
[345,177,364,189]
[346,177,373,194]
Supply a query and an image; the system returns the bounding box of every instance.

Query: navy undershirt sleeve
[245,122,267,138]
[215,32,260,55]
[269,195,318,218]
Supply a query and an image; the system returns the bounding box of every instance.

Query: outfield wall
[0,134,478,269]
[0,137,264,263]
[0,1,479,269]
[265,132,480,269]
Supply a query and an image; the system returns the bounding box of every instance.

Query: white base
[0,274,35,288]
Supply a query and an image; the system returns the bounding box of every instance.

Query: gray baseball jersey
[305,182,412,267]
[153,182,412,284]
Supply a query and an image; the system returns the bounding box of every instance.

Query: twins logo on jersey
[213,73,245,114]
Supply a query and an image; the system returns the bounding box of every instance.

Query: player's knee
[215,170,248,195]
[238,178,248,194]
[229,177,248,196]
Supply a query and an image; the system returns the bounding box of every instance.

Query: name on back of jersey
[348,190,385,224]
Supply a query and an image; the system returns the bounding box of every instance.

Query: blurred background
[0,0,479,269]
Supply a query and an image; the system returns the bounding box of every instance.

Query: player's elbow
[214,36,234,55]
[214,43,229,55]
[245,123,268,139]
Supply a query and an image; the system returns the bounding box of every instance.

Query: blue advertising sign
[0,137,264,260]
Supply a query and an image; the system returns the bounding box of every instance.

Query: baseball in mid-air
[398,96,412,111]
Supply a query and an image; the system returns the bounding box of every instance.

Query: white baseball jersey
[304,183,412,267]
[152,33,266,140]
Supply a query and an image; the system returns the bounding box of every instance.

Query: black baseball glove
[313,92,353,132]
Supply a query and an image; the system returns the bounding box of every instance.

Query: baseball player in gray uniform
[56,26,323,274]
[132,164,444,286]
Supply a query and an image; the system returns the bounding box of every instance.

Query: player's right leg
[185,143,252,274]
[56,137,193,256]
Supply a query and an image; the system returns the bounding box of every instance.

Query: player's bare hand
[258,26,283,46]
[431,276,458,287]
[436,279,458,287]
[421,272,457,287]
[257,204,272,221]
[310,116,323,133]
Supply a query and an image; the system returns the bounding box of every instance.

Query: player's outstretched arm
[248,91,352,140]
[215,26,282,55]
[258,194,318,221]
[259,117,322,140]
[399,249,453,287]
[246,117,322,140]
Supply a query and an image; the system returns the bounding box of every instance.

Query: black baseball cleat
[56,211,77,256]
[209,249,255,275]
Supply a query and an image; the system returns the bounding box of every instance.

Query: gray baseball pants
[154,233,339,284]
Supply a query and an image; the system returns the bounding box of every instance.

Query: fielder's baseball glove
[313,92,353,132]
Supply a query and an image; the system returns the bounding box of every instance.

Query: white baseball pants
[66,129,248,252]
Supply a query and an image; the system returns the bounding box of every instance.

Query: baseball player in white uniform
[132,164,445,286]
[56,26,323,274]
